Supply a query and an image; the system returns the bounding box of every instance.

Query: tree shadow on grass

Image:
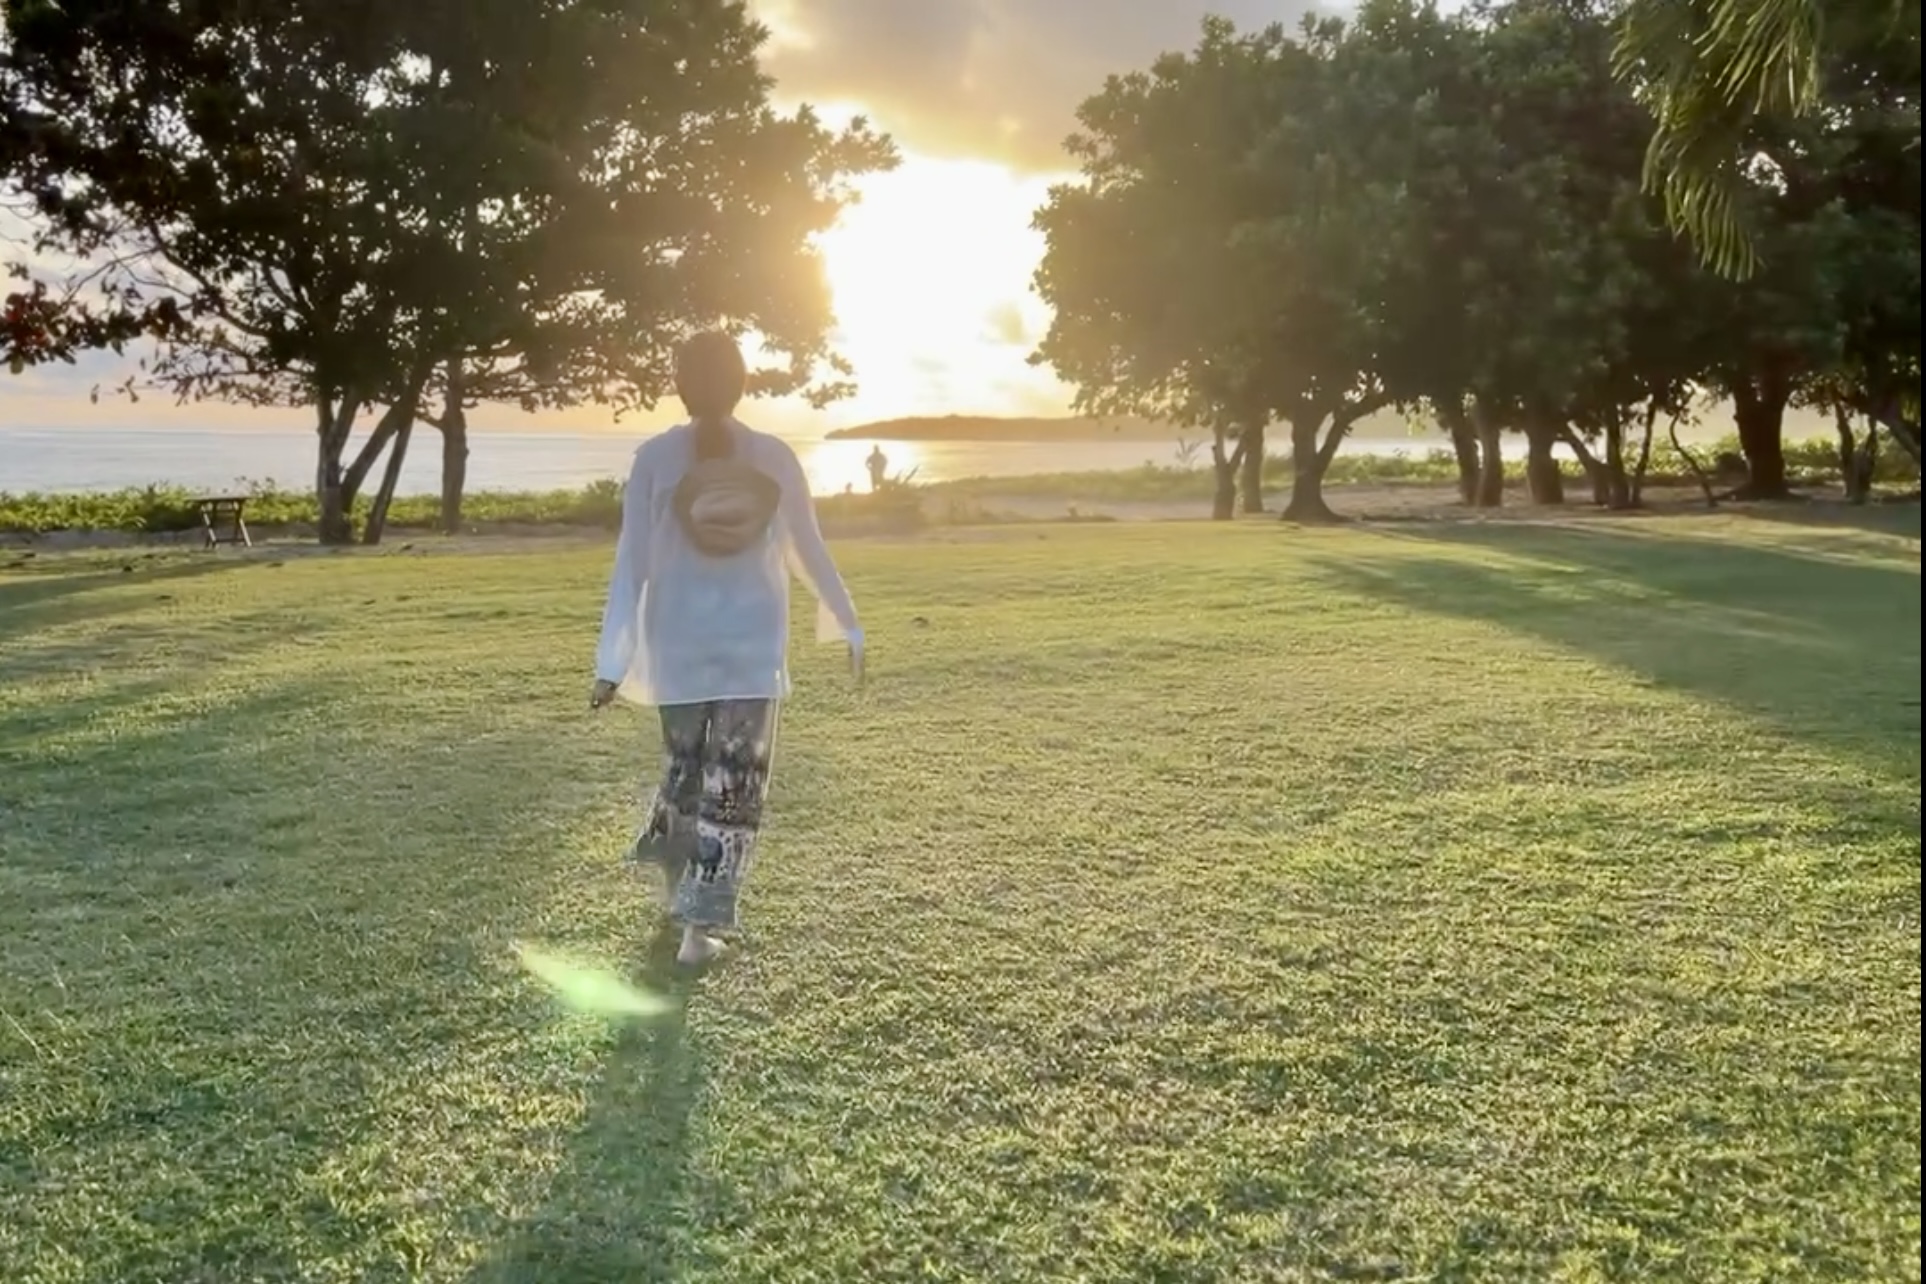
[1317,521,1921,782]
[1724,497,1921,544]
[464,924,712,1284]
[0,625,306,755]
[0,554,262,639]
[0,662,676,1283]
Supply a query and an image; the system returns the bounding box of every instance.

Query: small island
[824,414,1176,443]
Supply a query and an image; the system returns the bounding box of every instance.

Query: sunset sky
[1,0,1320,440]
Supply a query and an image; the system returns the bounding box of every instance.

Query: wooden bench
[192,495,252,550]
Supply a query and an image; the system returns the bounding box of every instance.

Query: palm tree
[1614,0,1917,278]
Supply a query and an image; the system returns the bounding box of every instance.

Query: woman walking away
[591,331,863,966]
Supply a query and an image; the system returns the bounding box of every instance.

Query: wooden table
[192,495,253,549]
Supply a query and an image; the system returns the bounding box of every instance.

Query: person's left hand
[589,678,620,710]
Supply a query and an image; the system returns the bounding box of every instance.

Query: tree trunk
[1629,404,1657,508]
[1440,401,1480,505]
[316,470,353,545]
[343,398,417,499]
[1209,429,1241,521]
[1833,403,1857,479]
[1280,414,1340,523]
[1669,415,1720,509]
[1730,366,1792,499]
[1238,421,1266,514]
[363,417,414,545]
[438,357,469,534]
[439,412,469,534]
[1559,428,1612,506]
[310,366,431,546]
[1523,417,1566,505]
[1876,417,1920,464]
[1850,425,1879,505]
[1472,398,1505,508]
[314,396,360,545]
[1856,393,1921,465]
[1838,407,1880,505]
[1602,420,1632,510]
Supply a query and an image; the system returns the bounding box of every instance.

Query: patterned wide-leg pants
[634,698,779,933]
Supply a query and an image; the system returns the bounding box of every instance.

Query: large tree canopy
[1032,16,1407,522]
[1032,0,1919,521]
[1,0,895,542]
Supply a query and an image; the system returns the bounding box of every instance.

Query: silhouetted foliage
[1,0,894,542]
[1031,0,1920,518]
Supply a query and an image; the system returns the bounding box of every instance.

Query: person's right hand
[589,678,620,710]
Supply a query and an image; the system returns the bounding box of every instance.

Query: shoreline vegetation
[826,407,1848,443]
[824,407,1847,444]
[2,433,1917,541]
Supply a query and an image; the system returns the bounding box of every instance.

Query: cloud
[756,0,1324,172]
[983,300,1030,347]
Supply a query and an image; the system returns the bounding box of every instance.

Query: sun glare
[751,0,813,52]
[815,156,1066,427]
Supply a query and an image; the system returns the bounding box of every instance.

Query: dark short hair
[675,331,747,423]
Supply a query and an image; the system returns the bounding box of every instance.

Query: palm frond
[1614,0,1830,280]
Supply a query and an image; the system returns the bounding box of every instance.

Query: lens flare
[513,942,674,1019]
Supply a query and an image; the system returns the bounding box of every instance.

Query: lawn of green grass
[1,513,1919,1283]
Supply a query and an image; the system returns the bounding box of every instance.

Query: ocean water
[0,423,1570,498]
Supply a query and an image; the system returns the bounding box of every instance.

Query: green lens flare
[514,942,674,1019]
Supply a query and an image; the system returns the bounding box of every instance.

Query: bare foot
[675,929,727,967]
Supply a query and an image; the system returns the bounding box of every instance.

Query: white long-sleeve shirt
[594,420,859,707]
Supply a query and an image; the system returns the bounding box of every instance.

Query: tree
[1361,0,1915,505]
[1561,188,1716,509]
[1319,0,1500,506]
[1834,214,1922,463]
[1452,0,1719,509]
[2,0,893,543]
[337,1,892,536]
[1816,30,1922,463]
[1032,17,1404,524]
[1037,0,1918,524]
[1603,0,1918,494]
[1339,0,1668,510]
[1675,58,1918,496]
[1027,19,1279,520]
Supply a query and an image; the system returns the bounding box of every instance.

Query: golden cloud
[754,0,1324,172]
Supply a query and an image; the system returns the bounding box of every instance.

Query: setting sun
[814,156,1068,427]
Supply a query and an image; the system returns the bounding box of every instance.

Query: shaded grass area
[3,433,1915,534]
[1,518,1918,1282]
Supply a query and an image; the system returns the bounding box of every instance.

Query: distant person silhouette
[865,444,889,492]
